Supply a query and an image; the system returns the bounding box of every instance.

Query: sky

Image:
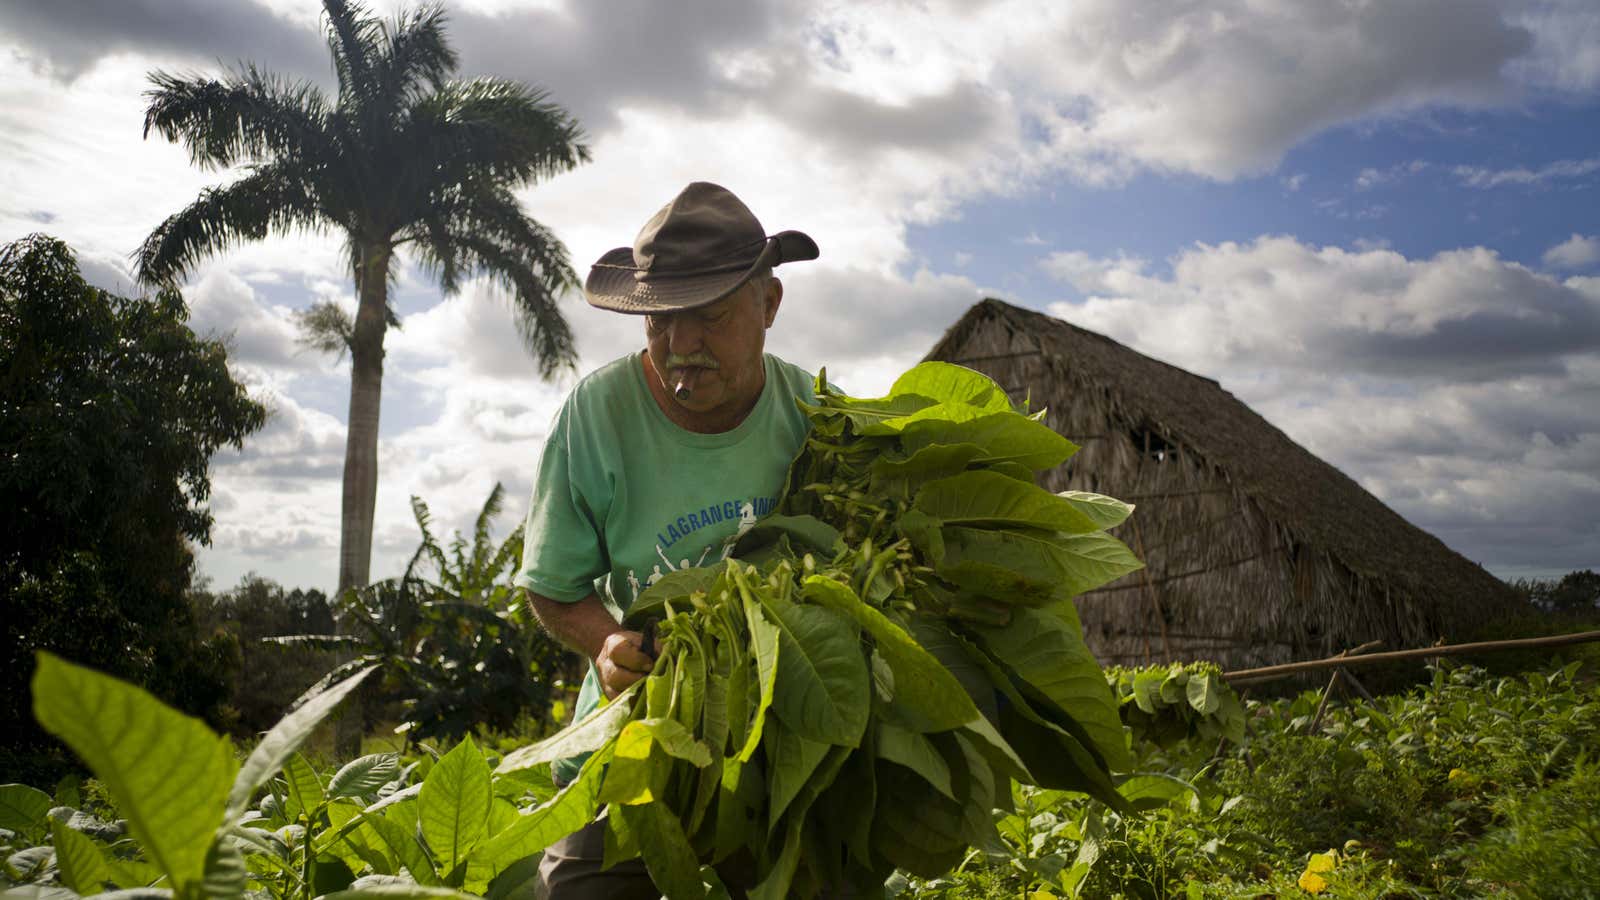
[2,0,1597,592]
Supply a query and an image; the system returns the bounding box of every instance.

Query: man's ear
[763,277,783,328]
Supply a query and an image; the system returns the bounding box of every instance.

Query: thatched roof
[926,298,1515,622]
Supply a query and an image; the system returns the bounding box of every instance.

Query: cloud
[1354,160,1430,190]
[1453,157,1600,188]
[185,267,308,370]
[0,0,326,83]
[1051,237,1600,380]
[1039,236,1600,573]
[1543,233,1600,269]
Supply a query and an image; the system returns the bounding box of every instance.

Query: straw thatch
[925,298,1519,669]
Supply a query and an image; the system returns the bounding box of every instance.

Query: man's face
[644,276,781,427]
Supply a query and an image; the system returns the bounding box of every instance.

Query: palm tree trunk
[336,240,390,755]
[339,242,390,594]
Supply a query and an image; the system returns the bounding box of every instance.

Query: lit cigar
[674,378,691,401]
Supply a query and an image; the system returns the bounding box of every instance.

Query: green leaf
[198,837,246,900]
[368,812,441,887]
[870,443,985,492]
[623,567,721,626]
[939,527,1143,602]
[597,726,669,807]
[226,664,375,821]
[1117,774,1198,811]
[763,600,870,747]
[870,764,968,878]
[1186,671,1222,716]
[944,731,1005,854]
[315,885,481,900]
[51,818,110,895]
[972,607,1131,771]
[876,723,955,801]
[915,471,1106,534]
[282,753,324,821]
[328,754,401,801]
[0,886,88,900]
[901,411,1078,471]
[1132,670,1166,714]
[801,577,980,732]
[888,362,1014,411]
[1055,490,1133,531]
[467,742,615,885]
[418,736,492,875]
[0,784,53,838]
[732,515,843,559]
[765,719,830,833]
[616,803,706,900]
[31,652,236,893]
[737,593,780,762]
[495,684,637,773]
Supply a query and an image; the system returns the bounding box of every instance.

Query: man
[516,182,820,898]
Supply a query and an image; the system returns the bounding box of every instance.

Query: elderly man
[516,182,819,898]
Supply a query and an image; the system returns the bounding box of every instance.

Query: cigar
[674,378,691,401]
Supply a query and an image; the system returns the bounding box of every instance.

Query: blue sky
[911,99,1600,297]
[1,0,1596,589]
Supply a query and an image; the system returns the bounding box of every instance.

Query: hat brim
[584,230,818,315]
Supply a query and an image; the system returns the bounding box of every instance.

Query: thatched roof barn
[926,298,1518,669]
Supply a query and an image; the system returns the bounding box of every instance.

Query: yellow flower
[1307,851,1337,873]
[1298,870,1329,894]
[1448,767,1468,781]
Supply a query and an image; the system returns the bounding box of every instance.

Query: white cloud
[1040,237,1600,572]
[1453,157,1600,188]
[1543,233,1600,269]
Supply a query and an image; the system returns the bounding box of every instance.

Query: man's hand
[597,629,655,698]
[526,590,658,699]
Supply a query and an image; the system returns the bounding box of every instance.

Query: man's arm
[527,590,655,698]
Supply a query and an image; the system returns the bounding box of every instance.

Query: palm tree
[135,0,586,597]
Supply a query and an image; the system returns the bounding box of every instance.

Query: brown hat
[584,182,819,314]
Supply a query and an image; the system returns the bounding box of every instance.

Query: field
[5,652,1596,900]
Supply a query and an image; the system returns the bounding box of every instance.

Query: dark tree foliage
[189,574,338,735]
[0,234,268,766]
[1509,570,1600,615]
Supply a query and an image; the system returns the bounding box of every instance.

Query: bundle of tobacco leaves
[496,362,1143,899]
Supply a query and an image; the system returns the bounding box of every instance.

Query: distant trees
[0,234,267,772]
[188,575,338,734]
[1510,570,1600,615]
[135,0,589,598]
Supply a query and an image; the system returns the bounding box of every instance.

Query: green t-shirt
[515,350,816,783]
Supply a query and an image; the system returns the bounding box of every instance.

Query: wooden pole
[1223,630,1600,685]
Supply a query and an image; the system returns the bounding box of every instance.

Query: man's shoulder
[765,353,818,402]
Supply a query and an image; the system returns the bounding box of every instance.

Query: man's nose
[663,315,703,354]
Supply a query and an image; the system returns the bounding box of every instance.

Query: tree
[272,484,579,742]
[0,234,267,770]
[135,0,587,597]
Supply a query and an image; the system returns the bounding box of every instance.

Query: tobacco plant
[494,362,1145,897]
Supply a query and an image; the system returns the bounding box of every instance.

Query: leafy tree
[189,574,338,734]
[135,0,588,596]
[1508,569,1600,615]
[273,484,579,742]
[0,234,267,769]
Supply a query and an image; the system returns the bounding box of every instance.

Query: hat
[584,182,819,314]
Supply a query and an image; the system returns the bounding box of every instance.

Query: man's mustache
[665,353,719,370]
